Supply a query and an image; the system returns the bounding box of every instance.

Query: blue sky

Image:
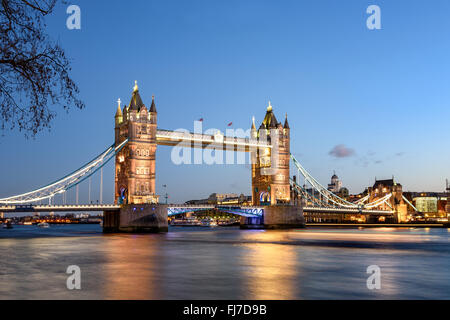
[1,0,450,204]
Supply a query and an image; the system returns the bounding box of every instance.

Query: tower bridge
[0,81,414,232]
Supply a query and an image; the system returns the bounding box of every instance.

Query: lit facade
[114,82,159,204]
[414,197,438,213]
[251,102,291,205]
[368,178,407,222]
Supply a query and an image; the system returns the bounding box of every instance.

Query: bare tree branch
[0,0,84,137]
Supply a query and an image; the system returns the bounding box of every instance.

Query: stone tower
[114,81,159,204]
[368,178,407,222]
[251,102,291,205]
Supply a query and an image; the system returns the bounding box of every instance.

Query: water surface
[1,225,449,299]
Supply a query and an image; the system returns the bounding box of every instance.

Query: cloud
[329,144,355,158]
[395,152,405,157]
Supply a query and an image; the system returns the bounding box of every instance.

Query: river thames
[0,225,449,299]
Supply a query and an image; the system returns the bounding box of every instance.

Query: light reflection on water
[0,225,449,299]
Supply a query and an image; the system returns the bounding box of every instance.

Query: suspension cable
[290,153,394,210]
[0,140,128,204]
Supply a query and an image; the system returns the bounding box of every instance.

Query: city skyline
[1,0,449,204]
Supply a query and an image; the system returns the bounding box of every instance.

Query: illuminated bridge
[0,82,412,231]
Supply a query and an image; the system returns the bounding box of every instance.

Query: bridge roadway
[0,204,121,213]
[0,204,394,217]
[0,204,264,217]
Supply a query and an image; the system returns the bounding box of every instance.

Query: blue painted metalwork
[167,205,264,218]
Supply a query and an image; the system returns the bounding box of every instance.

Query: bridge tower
[368,178,407,222]
[251,102,291,206]
[114,81,159,204]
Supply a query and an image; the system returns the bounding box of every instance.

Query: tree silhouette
[0,0,84,136]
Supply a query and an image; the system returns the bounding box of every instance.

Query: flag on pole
[227,122,233,126]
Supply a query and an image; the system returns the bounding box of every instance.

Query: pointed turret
[115,98,123,117]
[129,80,145,111]
[269,113,278,128]
[251,116,257,138]
[115,98,123,126]
[284,113,290,129]
[122,105,128,121]
[261,101,279,129]
[150,95,157,113]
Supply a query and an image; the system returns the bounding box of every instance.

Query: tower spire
[284,113,290,129]
[133,80,138,92]
[150,94,157,113]
[115,98,123,117]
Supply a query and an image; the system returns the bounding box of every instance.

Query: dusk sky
[1,0,449,204]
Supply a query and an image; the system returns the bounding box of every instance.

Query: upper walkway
[156,129,272,151]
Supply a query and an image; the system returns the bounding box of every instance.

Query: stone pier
[103,204,168,233]
[240,205,305,229]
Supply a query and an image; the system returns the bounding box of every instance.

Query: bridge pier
[240,205,305,229]
[103,204,168,233]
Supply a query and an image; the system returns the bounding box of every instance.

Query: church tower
[114,81,159,204]
[251,102,291,205]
